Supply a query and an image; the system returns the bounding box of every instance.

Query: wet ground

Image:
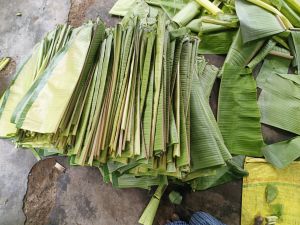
[0,0,272,225]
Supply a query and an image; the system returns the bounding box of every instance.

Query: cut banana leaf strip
[197,58,219,99]
[256,55,291,89]
[236,0,285,43]
[218,65,264,156]
[263,136,300,169]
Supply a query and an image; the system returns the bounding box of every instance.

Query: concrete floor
[0,0,246,225]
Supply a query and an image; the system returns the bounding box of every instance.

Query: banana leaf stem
[285,0,300,14]
[269,50,294,59]
[194,0,223,15]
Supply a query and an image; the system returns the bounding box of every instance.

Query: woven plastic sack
[242,157,300,225]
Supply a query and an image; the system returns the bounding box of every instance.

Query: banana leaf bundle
[2,0,300,224]
[0,3,249,223]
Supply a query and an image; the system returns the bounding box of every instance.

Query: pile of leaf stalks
[0,0,300,224]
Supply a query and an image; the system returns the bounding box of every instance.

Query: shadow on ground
[23,157,241,225]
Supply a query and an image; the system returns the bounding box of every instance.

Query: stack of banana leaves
[1,0,300,224]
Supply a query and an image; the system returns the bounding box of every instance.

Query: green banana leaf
[263,136,300,169]
[280,0,300,27]
[172,1,201,27]
[0,53,39,137]
[109,0,138,16]
[0,25,73,137]
[291,31,300,73]
[235,0,285,43]
[168,191,182,205]
[190,59,231,171]
[259,73,300,135]
[189,155,248,190]
[146,0,190,19]
[198,30,237,54]
[285,0,300,14]
[265,0,300,27]
[218,65,264,156]
[256,55,291,89]
[222,29,265,67]
[218,30,264,156]
[110,0,191,20]
[139,183,167,225]
[247,40,276,70]
[12,23,94,133]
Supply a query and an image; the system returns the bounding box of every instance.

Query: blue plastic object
[166,212,225,225]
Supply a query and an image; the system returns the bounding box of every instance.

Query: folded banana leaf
[189,155,248,190]
[246,0,293,29]
[263,136,300,169]
[190,58,231,171]
[0,25,73,137]
[259,73,300,135]
[236,0,285,43]
[12,23,96,133]
[109,0,138,16]
[218,30,264,156]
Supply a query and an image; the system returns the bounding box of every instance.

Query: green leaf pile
[1,0,300,223]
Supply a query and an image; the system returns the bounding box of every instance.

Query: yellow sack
[242,157,300,225]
